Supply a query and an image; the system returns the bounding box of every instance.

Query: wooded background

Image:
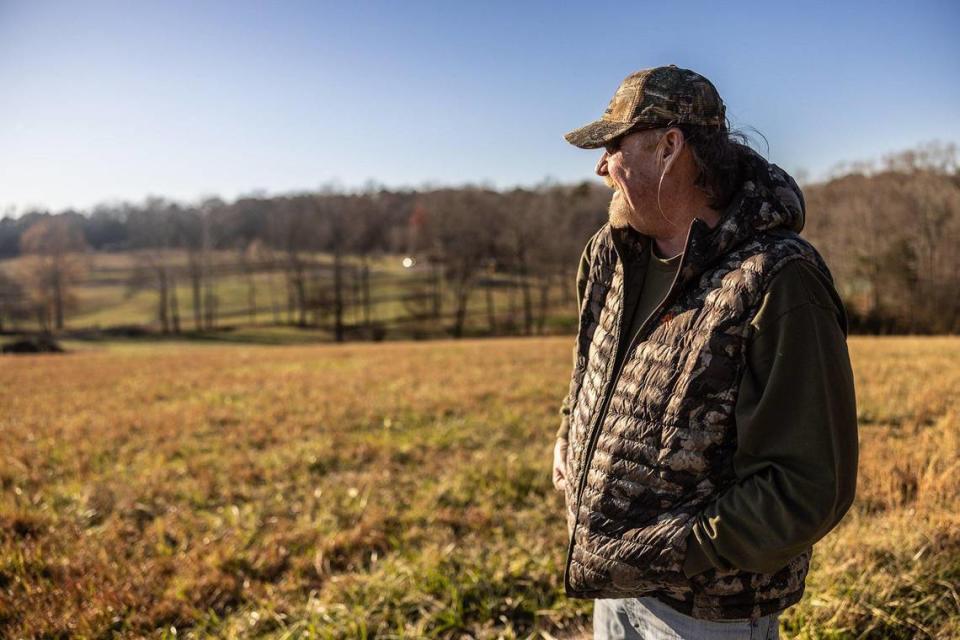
[1,143,957,339]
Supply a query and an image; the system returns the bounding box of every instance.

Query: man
[551,65,859,639]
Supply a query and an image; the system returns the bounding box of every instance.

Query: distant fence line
[0,251,577,341]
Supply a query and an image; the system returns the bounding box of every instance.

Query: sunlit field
[1,336,958,638]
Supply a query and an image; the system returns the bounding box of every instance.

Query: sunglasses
[603,123,672,155]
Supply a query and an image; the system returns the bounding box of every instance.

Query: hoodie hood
[732,146,805,234]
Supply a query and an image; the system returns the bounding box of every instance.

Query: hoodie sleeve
[682,258,859,577]
[556,234,595,441]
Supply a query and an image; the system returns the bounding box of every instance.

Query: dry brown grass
[0,336,957,638]
[784,337,960,640]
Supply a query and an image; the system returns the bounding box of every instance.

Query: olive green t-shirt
[557,237,859,579]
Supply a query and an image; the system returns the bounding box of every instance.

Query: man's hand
[552,438,568,492]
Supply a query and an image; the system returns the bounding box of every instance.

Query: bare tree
[128,202,181,333]
[18,217,89,331]
[270,196,314,326]
[418,188,500,338]
[0,270,29,332]
[314,193,375,341]
[199,198,222,331]
[249,238,281,325]
[502,189,539,335]
[238,239,262,325]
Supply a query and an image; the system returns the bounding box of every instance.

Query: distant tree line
[805,142,960,333]
[0,183,608,338]
[1,142,957,337]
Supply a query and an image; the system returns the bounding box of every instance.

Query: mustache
[602,175,617,190]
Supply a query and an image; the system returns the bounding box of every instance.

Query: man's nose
[595,151,609,177]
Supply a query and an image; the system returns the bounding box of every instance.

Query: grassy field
[1,336,958,638]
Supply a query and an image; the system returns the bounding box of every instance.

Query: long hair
[676,121,757,210]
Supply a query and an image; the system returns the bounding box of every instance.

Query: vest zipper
[563,231,692,595]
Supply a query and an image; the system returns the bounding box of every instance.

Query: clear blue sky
[1,0,958,214]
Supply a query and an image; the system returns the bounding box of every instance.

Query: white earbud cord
[657,165,678,229]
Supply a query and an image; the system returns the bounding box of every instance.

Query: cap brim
[564,119,636,149]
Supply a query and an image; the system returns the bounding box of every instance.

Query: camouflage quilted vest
[562,149,836,621]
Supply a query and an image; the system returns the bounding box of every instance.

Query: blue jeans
[594,597,780,639]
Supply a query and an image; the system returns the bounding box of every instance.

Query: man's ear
[659,128,684,177]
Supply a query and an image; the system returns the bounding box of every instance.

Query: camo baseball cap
[564,65,726,149]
